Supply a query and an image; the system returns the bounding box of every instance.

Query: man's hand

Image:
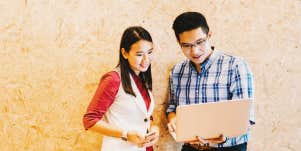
[167,112,176,133]
[188,134,227,145]
[205,134,227,144]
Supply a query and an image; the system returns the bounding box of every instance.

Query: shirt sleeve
[230,59,255,125]
[166,69,177,115]
[82,71,120,130]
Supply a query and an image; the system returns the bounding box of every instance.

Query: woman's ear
[121,48,128,59]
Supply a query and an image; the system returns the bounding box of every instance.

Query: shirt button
[144,118,148,122]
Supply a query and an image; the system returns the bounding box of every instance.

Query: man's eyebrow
[180,38,205,44]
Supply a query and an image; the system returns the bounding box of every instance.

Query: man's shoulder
[215,50,252,75]
[215,50,247,65]
[171,59,190,73]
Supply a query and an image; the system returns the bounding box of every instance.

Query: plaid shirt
[166,49,255,147]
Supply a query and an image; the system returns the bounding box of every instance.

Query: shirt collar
[189,46,217,73]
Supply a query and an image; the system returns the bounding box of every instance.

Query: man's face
[178,27,212,65]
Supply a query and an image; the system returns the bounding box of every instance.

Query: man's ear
[121,48,128,59]
[207,31,212,38]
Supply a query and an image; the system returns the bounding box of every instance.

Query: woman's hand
[127,131,147,148]
[143,125,160,147]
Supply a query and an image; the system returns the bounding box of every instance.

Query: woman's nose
[142,54,149,61]
[143,53,152,63]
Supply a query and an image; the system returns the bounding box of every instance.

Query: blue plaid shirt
[166,49,255,147]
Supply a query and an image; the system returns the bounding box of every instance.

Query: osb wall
[1,0,300,151]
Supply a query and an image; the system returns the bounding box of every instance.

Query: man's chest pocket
[204,73,230,98]
[206,72,229,84]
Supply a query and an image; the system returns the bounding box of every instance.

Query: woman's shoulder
[100,70,121,86]
[104,70,120,78]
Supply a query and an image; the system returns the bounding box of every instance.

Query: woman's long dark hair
[118,26,153,97]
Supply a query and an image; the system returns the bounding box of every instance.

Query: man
[166,12,255,151]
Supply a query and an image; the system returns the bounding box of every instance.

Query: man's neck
[196,64,202,73]
[194,50,213,73]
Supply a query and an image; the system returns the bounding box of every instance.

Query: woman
[83,26,159,151]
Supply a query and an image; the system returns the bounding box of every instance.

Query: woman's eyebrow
[136,48,154,53]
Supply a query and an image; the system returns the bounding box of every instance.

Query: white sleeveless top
[100,68,155,151]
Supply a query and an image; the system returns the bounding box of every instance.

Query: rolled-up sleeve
[83,71,120,130]
[166,69,177,115]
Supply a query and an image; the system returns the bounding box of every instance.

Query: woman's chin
[139,67,149,72]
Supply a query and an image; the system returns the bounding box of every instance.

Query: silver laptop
[175,99,251,142]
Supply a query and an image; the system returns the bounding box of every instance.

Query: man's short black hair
[172,12,210,41]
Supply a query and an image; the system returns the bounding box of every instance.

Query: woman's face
[122,40,153,75]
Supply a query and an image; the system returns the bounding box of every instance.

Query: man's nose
[191,45,199,53]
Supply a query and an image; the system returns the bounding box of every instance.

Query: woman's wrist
[121,130,128,141]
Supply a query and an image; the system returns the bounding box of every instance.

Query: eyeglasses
[180,37,208,51]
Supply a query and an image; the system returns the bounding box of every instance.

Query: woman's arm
[83,71,120,130]
[90,120,146,147]
[83,71,146,146]
[89,120,124,138]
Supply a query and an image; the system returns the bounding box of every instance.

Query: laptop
[174,99,251,142]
